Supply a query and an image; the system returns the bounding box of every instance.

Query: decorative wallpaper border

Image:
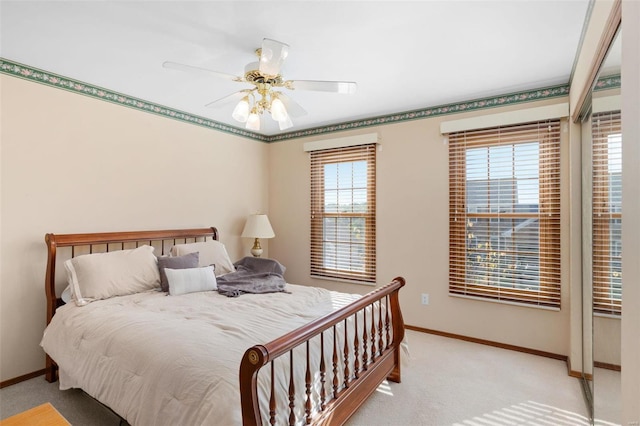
[270,84,572,142]
[593,74,621,92]
[1,57,619,143]
[0,58,269,142]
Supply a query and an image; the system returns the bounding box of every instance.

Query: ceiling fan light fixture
[260,48,272,62]
[246,110,261,131]
[270,97,288,122]
[232,97,250,123]
[278,115,293,131]
[259,39,290,77]
[165,38,355,134]
[245,61,260,75]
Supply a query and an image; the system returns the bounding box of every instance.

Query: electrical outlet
[421,293,429,305]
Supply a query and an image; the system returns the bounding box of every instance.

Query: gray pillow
[157,252,200,292]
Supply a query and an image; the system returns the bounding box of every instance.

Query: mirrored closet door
[579,20,622,425]
[590,29,622,425]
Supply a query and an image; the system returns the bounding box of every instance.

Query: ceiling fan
[163,38,357,132]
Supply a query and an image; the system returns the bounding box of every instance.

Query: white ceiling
[0,1,590,136]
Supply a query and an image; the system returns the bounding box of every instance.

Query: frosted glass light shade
[270,98,288,122]
[232,99,250,122]
[278,115,293,130]
[246,113,261,131]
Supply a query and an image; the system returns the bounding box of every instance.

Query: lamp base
[250,237,263,257]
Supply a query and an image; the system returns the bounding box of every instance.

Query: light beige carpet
[0,330,619,425]
[347,330,594,426]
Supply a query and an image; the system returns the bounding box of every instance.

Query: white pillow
[170,240,235,276]
[165,266,217,296]
[65,245,160,306]
[61,285,72,304]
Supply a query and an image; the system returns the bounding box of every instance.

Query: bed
[41,227,406,425]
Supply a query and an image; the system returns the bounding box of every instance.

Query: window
[449,120,561,308]
[592,110,622,315]
[310,144,376,283]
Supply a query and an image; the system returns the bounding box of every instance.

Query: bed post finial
[240,345,268,425]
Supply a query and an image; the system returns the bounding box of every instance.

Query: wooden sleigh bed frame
[44,227,406,425]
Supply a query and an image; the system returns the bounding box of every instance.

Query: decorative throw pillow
[165,266,217,296]
[170,240,235,276]
[65,245,160,306]
[157,252,200,292]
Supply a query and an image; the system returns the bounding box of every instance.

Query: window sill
[449,293,560,311]
[594,312,621,319]
[311,275,376,286]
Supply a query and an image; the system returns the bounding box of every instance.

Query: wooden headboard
[44,227,219,325]
[43,227,219,383]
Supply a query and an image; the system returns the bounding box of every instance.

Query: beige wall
[594,316,621,365]
[269,97,574,356]
[0,75,270,382]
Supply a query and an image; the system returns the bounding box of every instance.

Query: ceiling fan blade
[259,38,289,77]
[163,61,242,82]
[276,92,307,118]
[205,90,252,108]
[287,80,357,95]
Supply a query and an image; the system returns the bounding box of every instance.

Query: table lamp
[241,214,275,257]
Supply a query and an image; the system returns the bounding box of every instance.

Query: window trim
[448,120,562,308]
[310,144,376,284]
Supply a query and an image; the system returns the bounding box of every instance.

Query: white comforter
[41,284,361,426]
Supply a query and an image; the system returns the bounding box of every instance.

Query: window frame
[310,144,376,284]
[448,120,561,308]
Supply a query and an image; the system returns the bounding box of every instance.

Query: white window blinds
[449,120,561,308]
[310,144,376,283]
[592,110,622,315]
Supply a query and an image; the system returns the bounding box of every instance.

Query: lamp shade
[241,214,275,239]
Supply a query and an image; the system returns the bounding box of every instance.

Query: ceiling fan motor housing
[244,61,283,86]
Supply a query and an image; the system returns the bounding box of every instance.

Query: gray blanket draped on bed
[217,257,287,297]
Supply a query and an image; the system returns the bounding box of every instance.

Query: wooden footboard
[240,277,405,426]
